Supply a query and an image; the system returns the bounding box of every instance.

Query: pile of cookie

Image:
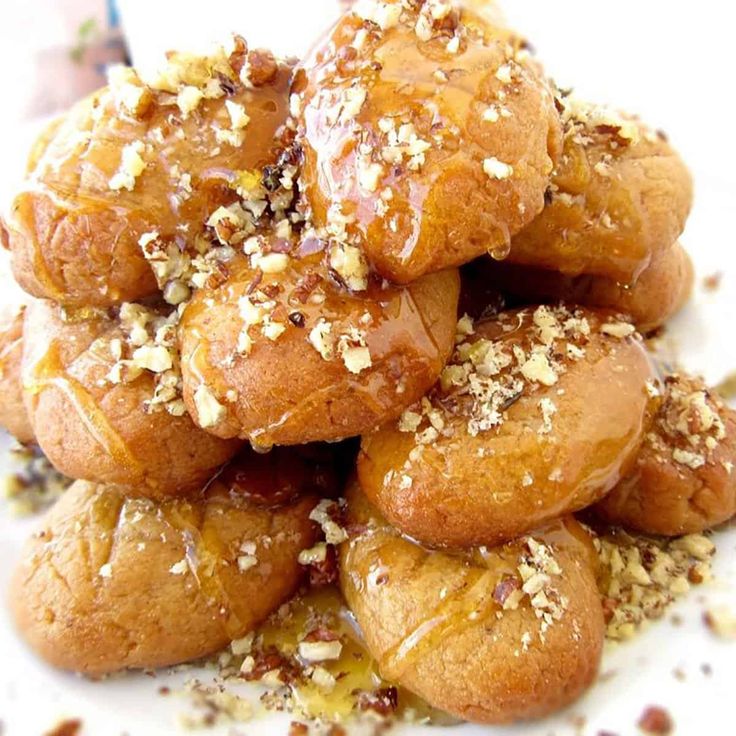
[0,0,733,726]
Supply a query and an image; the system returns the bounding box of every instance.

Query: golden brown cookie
[470,241,694,333]
[340,484,604,724]
[5,39,292,307]
[178,237,460,446]
[10,449,320,675]
[22,299,240,496]
[595,374,736,535]
[294,0,561,283]
[359,305,657,548]
[508,98,693,283]
[0,305,34,444]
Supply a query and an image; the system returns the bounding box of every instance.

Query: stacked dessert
[0,0,733,726]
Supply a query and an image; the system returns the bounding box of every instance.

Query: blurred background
[0,0,733,214]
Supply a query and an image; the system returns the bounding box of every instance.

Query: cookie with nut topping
[468,240,694,334]
[358,305,657,548]
[178,233,460,446]
[595,373,736,535]
[294,0,562,283]
[340,483,604,724]
[508,97,693,283]
[3,38,293,307]
[10,447,323,675]
[22,298,240,495]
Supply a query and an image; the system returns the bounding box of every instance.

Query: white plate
[1,1,736,734]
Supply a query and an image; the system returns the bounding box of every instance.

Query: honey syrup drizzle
[24,341,144,476]
[251,586,454,724]
[379,566,501,681]
[180,252,449,445]
[343,516,594,691]
[0,335,22,379]
[164,499,250,642]
[10,193,68,301]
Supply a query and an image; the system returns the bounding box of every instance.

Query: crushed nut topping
[108,141,147,191]
[646,375,728,472]
[1,445,71,516]
[309,499,348,545]
[399,306,597,441]
[594,528,714,641]
[485,536,568,644]
[308,320,334,361]
[107,64,152,118]
[560,95,648,148]
[193,384,227,428]
[328,242,369,291]
[104,303,185,416]
[483,156,514,180]
[353,0,403,31]
[177,679,253,728]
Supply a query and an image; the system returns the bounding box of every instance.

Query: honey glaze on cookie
[359,305,659,548]
[21,300,239,495]
[22,306,144,473]
[295,0,562,282]
[509,96,692,282]
[178,231,459,445]
[9,448,321,675]
[5,37,294,307]
[339,484,604,724]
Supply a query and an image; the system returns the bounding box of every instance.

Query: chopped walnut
[107,64,152,118]
[337,328,372,373]
[309,499,348,545]
[176,85,204,117]
[109,141,147,191]
[601,321,636,338]
[353,0,402,31]
[328,242,369,291]
[306,320,334,361]
[483,156,514,180]
[297,640,343,662]
[225,100,250,129]
[637,705,674,735]
[595,529,714,641]
[193,384,226,428]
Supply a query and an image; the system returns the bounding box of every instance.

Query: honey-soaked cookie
[340,484,604,724]
[22,299,240,496]
[294,0,561,283]
[471,241,694,333]
[178,235,460,446]
[0,304,34,444]
[10,449,322,675]
[508,98,693,283]
[595,374,736,536]
[359,305,657,548]
[4,38,292,307]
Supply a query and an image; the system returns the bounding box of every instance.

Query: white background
[0,2,735,735]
